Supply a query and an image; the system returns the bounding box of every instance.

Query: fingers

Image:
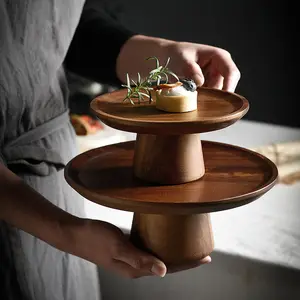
[113,240,167,278]
[183,57,240,92]
[203,69,224,90]
[109,259,153,279]
[184,48,240,92]
[113,239,211,278]
[110,256,211,279]
[213,50,241,92]
[221,67,240,92]
[182,59,205,87]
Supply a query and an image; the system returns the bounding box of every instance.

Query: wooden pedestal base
[132,134,211,269]
[63,88,279,274]
[65,139,278,273]
[130,213,214,272]
[133,134,205,184]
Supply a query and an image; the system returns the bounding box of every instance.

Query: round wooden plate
[64,140,278,215]
[90,88,249,134]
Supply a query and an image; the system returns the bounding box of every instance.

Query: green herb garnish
[121,56,179,104]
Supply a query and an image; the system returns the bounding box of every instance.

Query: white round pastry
[155,84,198,113]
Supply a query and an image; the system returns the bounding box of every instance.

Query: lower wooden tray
[65,140,277,214]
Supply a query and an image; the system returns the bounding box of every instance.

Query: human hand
[65,219,211,278]
[163,41,241,92]
[66,219,167,278]
[117,35,240,93]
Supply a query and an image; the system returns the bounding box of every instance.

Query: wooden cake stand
[64,87,278,273]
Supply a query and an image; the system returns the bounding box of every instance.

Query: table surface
[79,119,300,270]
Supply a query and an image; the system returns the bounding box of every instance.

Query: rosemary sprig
[121,56,179,104]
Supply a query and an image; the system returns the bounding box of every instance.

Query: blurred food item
[252,141,300,165]
[280,171,300,185]
[252,140,300,185]
[70,114,104,136]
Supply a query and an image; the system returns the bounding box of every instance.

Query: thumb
[114,241,167,277]
[182,59,205,87]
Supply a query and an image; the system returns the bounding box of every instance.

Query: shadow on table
[98,247,300,300]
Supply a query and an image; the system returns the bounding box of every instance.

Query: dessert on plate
[122,57,198,113]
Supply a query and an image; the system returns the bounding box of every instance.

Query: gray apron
[0,1,100,299]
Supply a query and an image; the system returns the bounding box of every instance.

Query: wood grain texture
[133,133,205,184]
[130,213,214,272]
[90,87,249,135]
[64,140,278,215]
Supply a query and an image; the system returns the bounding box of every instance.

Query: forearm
[65,4,136,86]
[0,164,78,251]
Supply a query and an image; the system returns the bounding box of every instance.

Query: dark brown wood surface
[90,88,249,134]
[133,133,205,184]
[130,213,214,271]
[64,140,278,215]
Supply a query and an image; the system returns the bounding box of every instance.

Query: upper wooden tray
[64,141,278,215]
[90,88,249,135]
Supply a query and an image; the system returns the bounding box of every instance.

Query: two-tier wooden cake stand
[64,87,278,273]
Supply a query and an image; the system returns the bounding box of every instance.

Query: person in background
[0,1,241,299]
